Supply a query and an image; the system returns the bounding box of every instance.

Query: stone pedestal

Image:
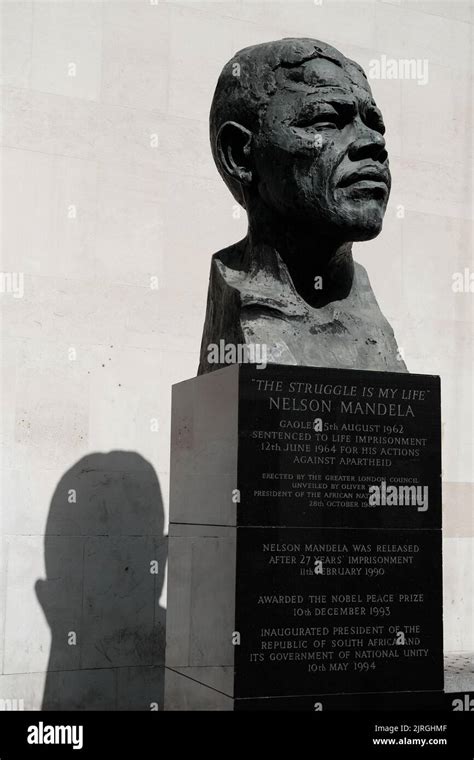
[164,364,443,710]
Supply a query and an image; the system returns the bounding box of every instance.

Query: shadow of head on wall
[35,451,167,711]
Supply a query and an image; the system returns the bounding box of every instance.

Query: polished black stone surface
[234,526,443,699]
[233,365,443,702]
[237,365,441,529]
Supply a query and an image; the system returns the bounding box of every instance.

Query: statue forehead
[270,57,374,106]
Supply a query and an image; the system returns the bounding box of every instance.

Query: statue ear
[216,121,253,185]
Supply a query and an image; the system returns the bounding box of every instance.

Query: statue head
[210,38,390,243]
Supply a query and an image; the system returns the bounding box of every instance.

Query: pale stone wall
[1,0,472,709]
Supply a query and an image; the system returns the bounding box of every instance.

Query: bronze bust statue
[198,38,407,374]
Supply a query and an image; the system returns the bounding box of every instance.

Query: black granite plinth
[165,364,443,710]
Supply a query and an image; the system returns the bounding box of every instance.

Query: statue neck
[246,213,354,308]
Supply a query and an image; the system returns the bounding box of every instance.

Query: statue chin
[331,210,386,243]
[349,222,385,242]
[270,199,388,243]
[288,216,385,244]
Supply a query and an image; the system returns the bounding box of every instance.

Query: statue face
[253,56,391,241]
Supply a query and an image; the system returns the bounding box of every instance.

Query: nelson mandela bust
[197,38,407,374]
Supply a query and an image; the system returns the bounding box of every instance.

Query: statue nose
[348,131,388,163]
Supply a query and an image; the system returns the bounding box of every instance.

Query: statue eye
[294,113,341,129]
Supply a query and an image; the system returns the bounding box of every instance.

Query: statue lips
[338,165,390,196]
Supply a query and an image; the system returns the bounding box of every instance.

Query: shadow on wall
[35,451,167,711]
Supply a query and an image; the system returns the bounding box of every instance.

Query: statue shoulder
[353,260,370,283]
[353,260,378,297]
[211,238,247,271]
